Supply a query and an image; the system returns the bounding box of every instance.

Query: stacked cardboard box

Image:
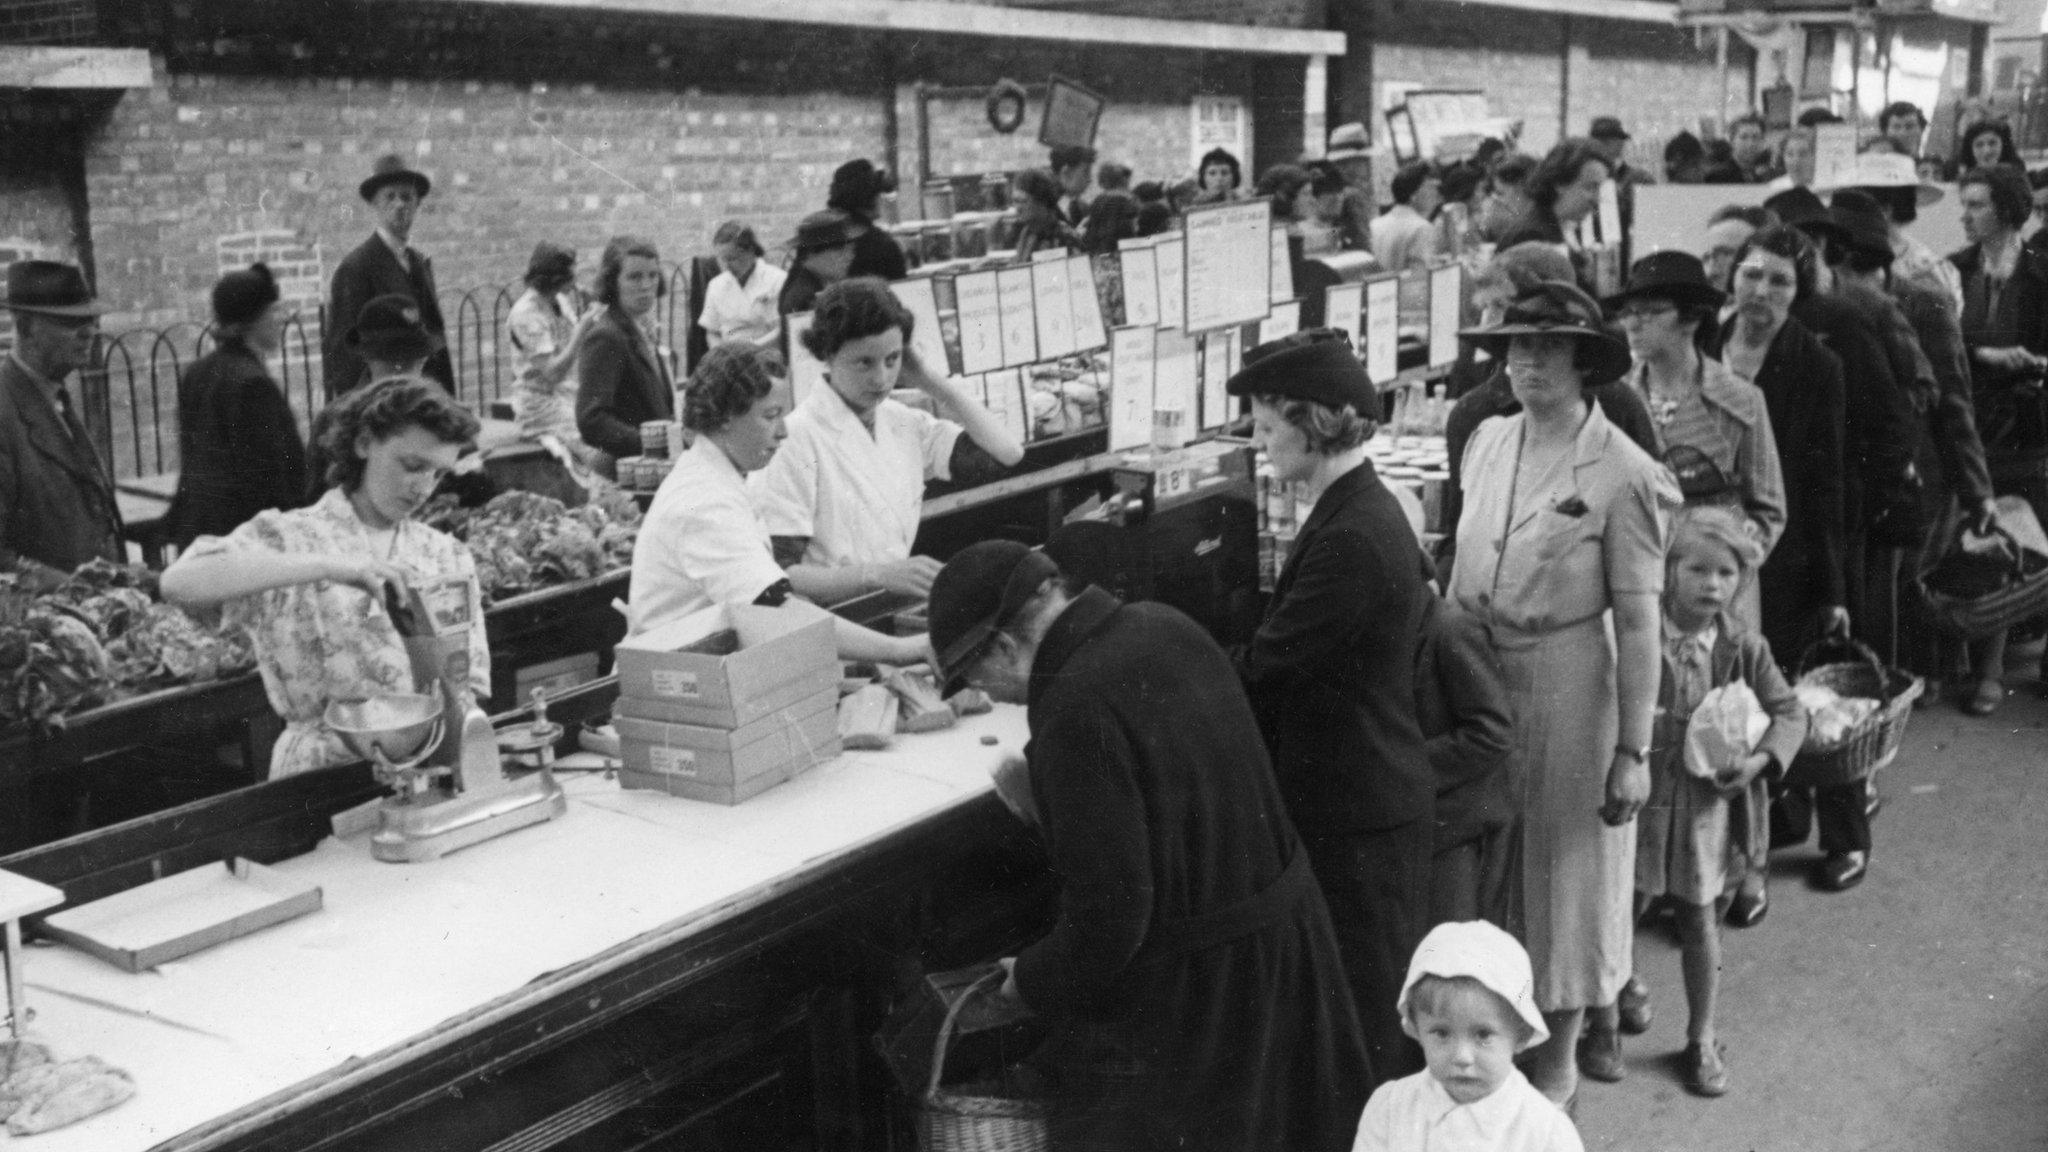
[611,605,841,805]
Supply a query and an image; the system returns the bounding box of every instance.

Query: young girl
[1623,507,1807,1097]
[1353,920,1582,1152]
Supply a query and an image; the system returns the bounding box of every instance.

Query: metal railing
[94,263,697,482]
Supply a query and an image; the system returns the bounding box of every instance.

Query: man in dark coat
[166,263,308,547]
[931,542,1370,1152]
[323,154,453,398]
[1225,334,1436,1086]
[0,261,124,577]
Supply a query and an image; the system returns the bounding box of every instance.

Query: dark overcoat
[322,233,454,397]
[574,305,674,476]
[0,357,123,573]
[1015,588,1370,1152]
[165,340,309,547]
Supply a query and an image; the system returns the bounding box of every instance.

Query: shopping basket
[914,967,1048,1152]
[1786,637,1922,789]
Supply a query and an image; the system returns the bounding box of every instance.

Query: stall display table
[5,705,1035,1152]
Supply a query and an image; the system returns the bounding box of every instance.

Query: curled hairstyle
[1668,505,1762,576]
[711,220,764,257]
[684,344,785,434]
[1960,164,2033,233]
[1250,394,1374,455]
[596,235,661,307]
[1956,120,2021,172]
[1196,147,1243,190]
[316,375,479,491]
[1733,223,1819,302]
[801,277,912,362]
[1526,139,1608,212]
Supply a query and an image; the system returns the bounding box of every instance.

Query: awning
[394,0,1347,56]
[0,47,151,89]
[1426,0,1677,24]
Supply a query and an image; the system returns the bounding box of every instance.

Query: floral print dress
[185,488,490,778]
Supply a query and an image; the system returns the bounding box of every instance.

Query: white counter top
[12,707,1029,1151]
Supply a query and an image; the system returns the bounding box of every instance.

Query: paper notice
[1152,328,1198,448]
[954,270,1004,376]
[1326,282,1364,351]
[1120,242,1160,328]
[1428,263,1463,371]
[996,266,1038,369]
[1155,234,1187,332]
[1270,227,1294,304]
[1109,326,1157,452]
[1067,255,1109,352]
[890,276,953,379]
[1364,276,1399,385]
[1259,300,1302,346]
[1032,257,1076,361]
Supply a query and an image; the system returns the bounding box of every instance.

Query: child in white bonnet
[1352,921,1584,1152]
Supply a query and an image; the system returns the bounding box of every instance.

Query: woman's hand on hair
[899,345,943,394]
[324,555,412,604]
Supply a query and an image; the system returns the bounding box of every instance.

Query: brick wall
[0,0,97,44]
[1568,17,1740,175]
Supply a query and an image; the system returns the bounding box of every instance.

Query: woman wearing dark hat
[507,242,600,451]
[697,221,785,351]
[777,209,863,316]
[167,263,309,548]
[1448,281,1679,1108]
[1607,251,1785,627]
[1010,169,1079,261]
[576,235,675,479]
[827,159,907,282]
[1226,329,1436,1089]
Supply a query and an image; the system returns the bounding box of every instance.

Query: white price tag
[650,669,702,699]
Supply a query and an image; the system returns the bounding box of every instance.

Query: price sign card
[1325,282,1364,351]
[1118,238,1160,328]
[1269,227,1294,304]
[1364,275,1399,385]
[1183,200,1271,333]
[1155,234,1187,332]
[996,266,1038,369]
[1067,255,1109,352]
[954,270,1004,376]
[891,276,954,379]
[1427,263,1463,371]
[1814,122,1857,189]
[1202,328,1239,431]
[784,312,828,406]
[1109,326,1157,452]
[1032,257,1076,361]
[1152,328,1199,448]
[1596,180,1623,249]
[981,369,1028,445]
[1259,300,1301,347]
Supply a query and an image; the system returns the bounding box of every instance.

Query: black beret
[1225,333,1380,421]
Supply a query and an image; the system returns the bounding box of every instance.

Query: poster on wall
[1190,94,1250,179]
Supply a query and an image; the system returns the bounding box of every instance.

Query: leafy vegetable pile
[420,488,641,605]
[0,560,256,734]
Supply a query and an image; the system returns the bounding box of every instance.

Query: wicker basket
[915,969,1048,1152]
[1786,638,1922,789]
[1916,523,2048,640]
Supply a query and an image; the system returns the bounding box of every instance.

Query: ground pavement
[1579,660,2048,1151]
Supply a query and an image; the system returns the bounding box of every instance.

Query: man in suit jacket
[0,261,124,576]
[324,154,453,398]
[1050,145,1095,229]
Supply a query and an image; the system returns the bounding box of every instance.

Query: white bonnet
[1397,920,1550,1052]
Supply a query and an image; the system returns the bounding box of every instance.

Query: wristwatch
[1614,743,1650,764]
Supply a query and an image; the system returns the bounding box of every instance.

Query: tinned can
[640,420,670,460]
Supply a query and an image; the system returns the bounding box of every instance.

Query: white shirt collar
[1664,614,1718,661]
[1416,1066,1532,1138]
[377,228,411,262]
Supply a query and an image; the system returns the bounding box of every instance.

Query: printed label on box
[650,669,702,699]
[651,746,699,777]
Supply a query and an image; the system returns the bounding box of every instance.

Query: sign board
[955,270,1004,376]
[1363,275,1400,386]
[1325,282,1364,352]
[1190,95,1250,177]
[1109,327,1157,452]
[0,47,152,89]
[1812,122,1857,190]
[1154,234,1187,332]
[1040,75,1105,150]
[995,266,1039,369]
[1066,255,1109,352]
[1118,239,1161,328]
[889,277,953,379]
[1183,200,1272,334]
[1427,263,1464,372]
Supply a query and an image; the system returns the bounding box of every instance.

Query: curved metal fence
[95,264,694,481]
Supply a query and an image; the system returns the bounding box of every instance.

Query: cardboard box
[613,603,837,729]
[617,687,841,805]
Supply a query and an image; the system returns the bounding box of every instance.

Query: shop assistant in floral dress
[1223,330,1437,1088]
[160,378,488,778]
[752,277,1026,603]
[1449,282,1680,1108]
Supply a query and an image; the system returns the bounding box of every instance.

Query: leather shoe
[1683,1040,1730,1097]
[1816,851,1868,891]
[1964,678,2003,716]
[1618,975,1653,1035]
[1864,783,1883,822]
[1577,1026,1625,1082]
[1725,883,1768,929]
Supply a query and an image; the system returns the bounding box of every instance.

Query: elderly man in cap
[324,154,453,398]
[930,542,1369,1150]
[777,209,863,317]
[0,260,123,577]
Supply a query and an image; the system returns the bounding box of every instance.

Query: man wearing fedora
[324,154,453,399]
[0,260,124,577]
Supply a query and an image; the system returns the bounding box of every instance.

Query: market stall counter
[0,684,1051,1151]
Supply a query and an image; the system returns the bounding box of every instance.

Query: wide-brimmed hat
[788,209,863,255]
[1326,122,1371,162]
[1762,186,1852,251]
[359,153,432,202]
[1589,116,1630,142]
[1603,250,1724,313]
[1459,280,1633,385]
[928,541,1062,696]
[1,261,109,319]
[1226,331,1381,420]
[1818,151,1942,207]
[1825,189,1896,263]
[345,294,441,362]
